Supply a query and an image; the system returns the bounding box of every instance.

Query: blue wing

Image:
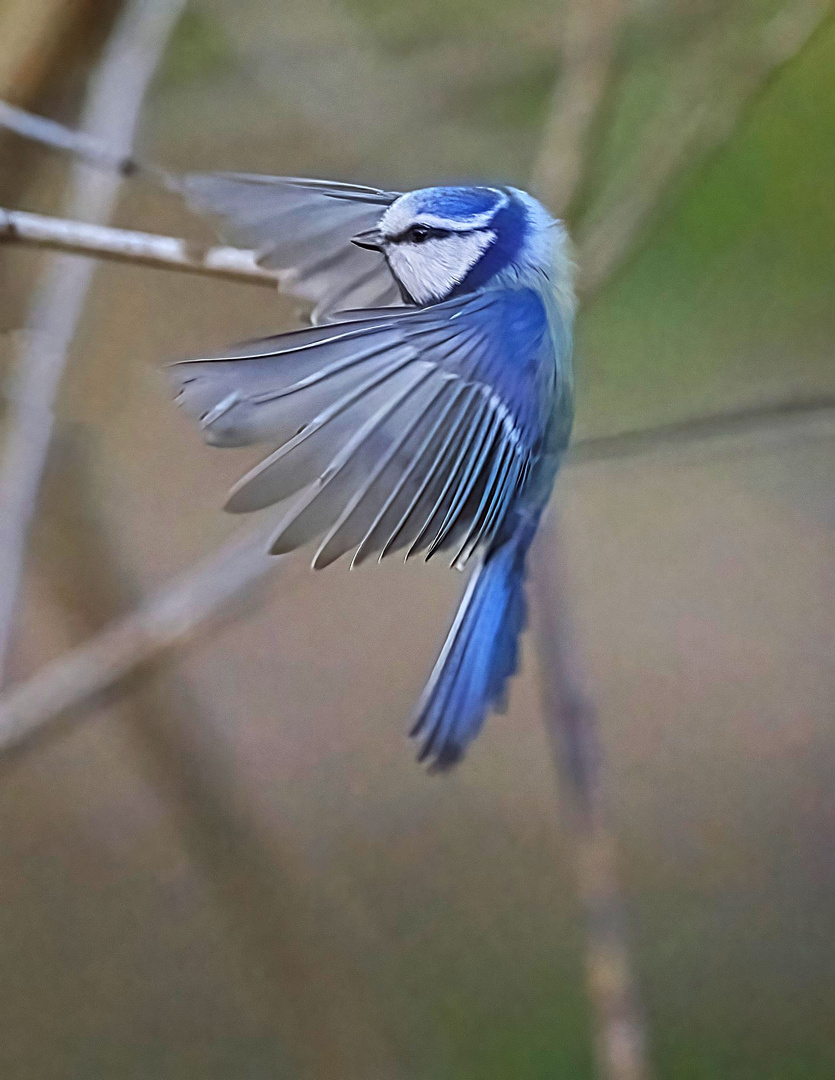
[169,287,554,568]
[182,174,403,321]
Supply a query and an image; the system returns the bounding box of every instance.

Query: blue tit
[169,174,575,770]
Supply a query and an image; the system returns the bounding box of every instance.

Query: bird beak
[351,227,385,251]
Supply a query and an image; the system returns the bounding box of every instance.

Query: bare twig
[0,0,188,686]
[576,0,834,296]
[569,395,835,466]
[0,4,823,1078]
[0,519,280,755]
[531,521,648,1080]
[0,10,830,1063]
[0,206,280,286]
[35,434,401,1075]
[5,1,827,303]
[531,0,627,217]
[0,98,160,179]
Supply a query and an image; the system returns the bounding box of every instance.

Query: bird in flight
[169,173,575,769]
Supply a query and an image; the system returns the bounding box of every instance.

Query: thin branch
[0,205,280,286]
[528,5,833,1074]
[6,0,829,301]
[0,0,188,687]
[0,13,829,1061]
[0,395,826,745]
[528,6,832,1075]
[534,401,835,1078]
[531,521,649,1080]
[0,519,280,755]
[0,4,824,1077]
[569,394,835,466]
[0,98,163,180]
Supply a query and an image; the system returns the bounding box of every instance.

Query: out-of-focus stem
[0,520,280,754]
[0,0,188,687]
[531,520,650,1080]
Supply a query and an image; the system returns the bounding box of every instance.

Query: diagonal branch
[531,521,648,1080]
[0,519,280,755]
[0,4,826,1076]
[0,0,188,687]
[0,98,160,177]
[5,0,830,301]
[0,205,280,286]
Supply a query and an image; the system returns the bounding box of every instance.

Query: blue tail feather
[410,520,536,770]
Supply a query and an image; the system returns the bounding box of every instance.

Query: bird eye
[408,225,431,243]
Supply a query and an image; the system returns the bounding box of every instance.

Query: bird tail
[411,520,537,770]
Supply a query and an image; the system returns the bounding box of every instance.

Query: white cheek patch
[387,231,495,305]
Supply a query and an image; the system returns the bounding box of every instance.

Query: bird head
[352,185,559,306]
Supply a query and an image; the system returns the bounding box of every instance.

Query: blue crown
[410,186,508,225]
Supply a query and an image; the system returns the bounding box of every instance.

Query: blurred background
[0,0,833,1077]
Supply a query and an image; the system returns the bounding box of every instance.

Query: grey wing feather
[348,381,474,565]
[181,173,403,321]
[311,378,450,568]
[168,294,545,568]
[370,386,484,563]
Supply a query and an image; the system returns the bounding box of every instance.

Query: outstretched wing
[169,287,557,568]
[182,173,403,322]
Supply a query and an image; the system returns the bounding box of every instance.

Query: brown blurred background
[0,1,833,1077]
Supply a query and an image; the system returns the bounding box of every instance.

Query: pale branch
[531,520,649,1080]
[0,99,140,175]
[0,206,280,286]
[0,98,180,193]
[7,5,831,303]
[534,391,833,1080]
[0,0,188,687]
[0,5,826,1076]
[0,520,281,754]
[2,0,833,301]
[569,395,835,466]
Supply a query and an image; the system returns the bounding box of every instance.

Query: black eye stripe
[390,225,454,244]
